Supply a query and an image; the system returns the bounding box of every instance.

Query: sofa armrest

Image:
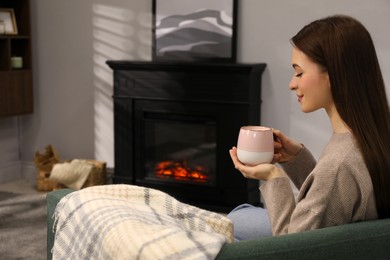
[216,218,390,260]
[46,189,75,260]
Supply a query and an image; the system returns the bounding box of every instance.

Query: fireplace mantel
[107,60,266,212]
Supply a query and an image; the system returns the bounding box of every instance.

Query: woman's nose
[289,77,297,91]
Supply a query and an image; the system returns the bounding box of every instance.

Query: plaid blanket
[52,184,233,259]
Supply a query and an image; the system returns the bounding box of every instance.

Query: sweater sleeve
[261,157,374,236]
[259,177,296,235]
[279,147,317,189]
[261,133,377,236]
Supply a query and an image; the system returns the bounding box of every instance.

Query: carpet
[0,191,47,260]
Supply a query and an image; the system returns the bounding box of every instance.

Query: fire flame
[155,160,209,182]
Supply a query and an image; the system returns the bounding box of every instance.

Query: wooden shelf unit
[0,0,33,117]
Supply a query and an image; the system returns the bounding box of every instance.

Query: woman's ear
[326,73,331,89]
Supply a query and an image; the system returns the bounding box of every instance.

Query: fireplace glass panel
[144,112,216,186]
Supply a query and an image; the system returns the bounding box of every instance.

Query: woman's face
[289,47,333,113]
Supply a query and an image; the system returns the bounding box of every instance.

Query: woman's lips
[297,95,303,102]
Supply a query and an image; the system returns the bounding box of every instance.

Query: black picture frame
[152,0,238,63]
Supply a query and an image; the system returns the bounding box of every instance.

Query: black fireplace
[107,61,266,212]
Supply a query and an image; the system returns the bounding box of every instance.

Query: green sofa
[47,189,390,259]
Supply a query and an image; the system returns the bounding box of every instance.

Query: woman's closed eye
[295,73,303,78]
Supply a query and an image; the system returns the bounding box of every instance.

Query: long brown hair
[291,15,390,218]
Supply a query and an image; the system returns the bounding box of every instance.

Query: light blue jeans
[227,203,273,241]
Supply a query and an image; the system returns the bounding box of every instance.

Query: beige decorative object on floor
[50,160,94,190]
[34,145,62,191]
[34,145,107,191]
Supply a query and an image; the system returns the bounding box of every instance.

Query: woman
[228,15,390,240]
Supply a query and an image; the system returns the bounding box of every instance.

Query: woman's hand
[229,147,286,181]
[272,129,303,163]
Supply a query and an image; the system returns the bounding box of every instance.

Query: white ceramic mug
[236,126,274,165]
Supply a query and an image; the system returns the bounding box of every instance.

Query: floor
[0,179,44,195]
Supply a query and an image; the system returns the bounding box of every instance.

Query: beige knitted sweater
[260,132,378,235]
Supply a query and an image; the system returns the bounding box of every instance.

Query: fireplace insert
[141,110,216,186]
[107,61,266,212]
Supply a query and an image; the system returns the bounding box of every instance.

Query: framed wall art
[152,0,238,62]
[0,9,18,35]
